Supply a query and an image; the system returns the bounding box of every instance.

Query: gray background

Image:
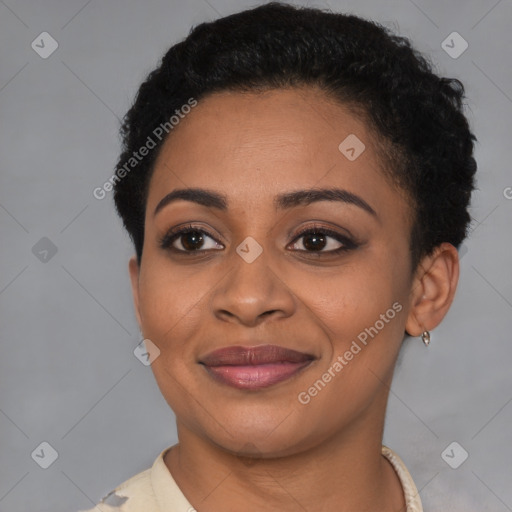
[0,0,511,511]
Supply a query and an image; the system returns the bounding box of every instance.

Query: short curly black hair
[112,1,477,270]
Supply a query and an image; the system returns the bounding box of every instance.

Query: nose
[210,247,296,327]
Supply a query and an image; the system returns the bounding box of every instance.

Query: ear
[129,255,143,329]
[405,242,460,337]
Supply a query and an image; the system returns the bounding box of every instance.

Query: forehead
[147,87,404,220]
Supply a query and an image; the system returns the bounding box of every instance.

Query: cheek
[137,263,206,406]
[137,258,207,337]
[295,268,406,425]
[293,259,405,340]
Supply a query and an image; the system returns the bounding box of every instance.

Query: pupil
[303,233,326,251]
[182,231,204,250]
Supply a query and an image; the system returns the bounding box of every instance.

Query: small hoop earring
[421,330,430,347]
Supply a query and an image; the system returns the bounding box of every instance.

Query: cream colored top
[79,445,423,511]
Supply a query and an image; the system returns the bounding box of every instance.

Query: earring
[421,330,430,347]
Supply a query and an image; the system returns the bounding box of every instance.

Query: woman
[81,2,476,510]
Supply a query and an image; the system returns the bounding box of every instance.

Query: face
[130,86,417,458]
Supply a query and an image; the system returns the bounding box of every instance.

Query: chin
[188,404,329,459]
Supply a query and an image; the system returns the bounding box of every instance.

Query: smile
[199,344,315,390]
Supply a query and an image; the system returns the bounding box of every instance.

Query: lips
[199,345,315,390]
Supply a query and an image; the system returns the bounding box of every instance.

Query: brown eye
[179,230,205,251]
[160,226,224,253]
[301,232,329,251]
[289,227,358,255]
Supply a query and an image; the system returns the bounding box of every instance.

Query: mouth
[199,344,315,390]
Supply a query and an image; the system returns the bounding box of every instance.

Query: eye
[159,224,224,253]
[288,226,357,254]
[159,223,358,256]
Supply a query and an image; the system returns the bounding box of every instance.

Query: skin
[128,86,459,511]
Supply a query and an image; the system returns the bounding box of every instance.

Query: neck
[164,390,406,511]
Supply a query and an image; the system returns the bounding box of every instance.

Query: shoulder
[77,446,191,512]
[382,445,423,512]
[77,466,157,512]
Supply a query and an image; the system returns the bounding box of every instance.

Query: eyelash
[291,225,358,254]
[158,223,358,256]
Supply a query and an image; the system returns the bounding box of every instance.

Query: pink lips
[199,345,314,390]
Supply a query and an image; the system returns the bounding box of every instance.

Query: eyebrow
[153,187,377,218]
